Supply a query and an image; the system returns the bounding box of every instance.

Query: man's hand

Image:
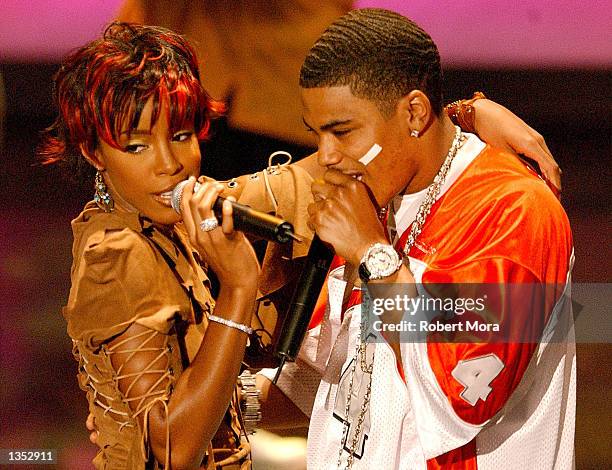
[86,413,98,445]
[473,99,561,196]
[308,169,387,265]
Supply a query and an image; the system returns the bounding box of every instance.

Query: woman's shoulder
[65,203,191,347]
[71,201,149,254]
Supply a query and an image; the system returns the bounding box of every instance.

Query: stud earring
[410,129,420,138]
[94,171,114,212]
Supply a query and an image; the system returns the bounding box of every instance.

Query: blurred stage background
[1,1,610,468]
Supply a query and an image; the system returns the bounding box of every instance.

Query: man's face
[301,85,416,206]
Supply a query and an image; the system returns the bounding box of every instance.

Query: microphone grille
[171,180,201,213]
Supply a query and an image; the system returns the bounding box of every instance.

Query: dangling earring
[410,129,420,138]
[94,171,114,212]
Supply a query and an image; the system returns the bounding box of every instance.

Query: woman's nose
[155,142,183,176]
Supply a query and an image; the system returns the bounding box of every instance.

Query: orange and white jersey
[261,134,575,469]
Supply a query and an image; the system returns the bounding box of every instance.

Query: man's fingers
[311,178,334,202]
[86,413,98,445]
[86,413,95,431]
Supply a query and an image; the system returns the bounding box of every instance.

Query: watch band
[358,261,372,283]
[237,370,261,435]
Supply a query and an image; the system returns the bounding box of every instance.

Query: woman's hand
[473,99,561,195]
[180,177,260,289]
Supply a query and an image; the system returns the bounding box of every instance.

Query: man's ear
[79,144,105,171]
[396,90,432,136]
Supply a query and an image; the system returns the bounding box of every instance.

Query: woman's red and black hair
[39,22,223,177]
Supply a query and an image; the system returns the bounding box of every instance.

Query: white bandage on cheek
[358,143,382,166]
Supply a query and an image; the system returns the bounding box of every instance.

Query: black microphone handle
[274,235,335,362]
[171,180,295,244]
[211,197,295,244]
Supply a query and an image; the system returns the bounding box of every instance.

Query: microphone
[171,180,299,244]
[273,235,334,381]
[271,143,382,382]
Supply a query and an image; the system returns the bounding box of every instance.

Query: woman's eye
[333,129,351,137]
[173,131,193,142]
[124,144,147,154]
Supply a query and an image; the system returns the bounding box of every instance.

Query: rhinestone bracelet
[207,314,253,335]
[444,91,486,133]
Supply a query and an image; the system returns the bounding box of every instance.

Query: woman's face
[94,97,201,225]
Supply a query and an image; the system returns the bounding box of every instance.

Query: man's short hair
[300,8,443,117]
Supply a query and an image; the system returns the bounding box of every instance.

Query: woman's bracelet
[208,314,253,335]
[444,91,487,134]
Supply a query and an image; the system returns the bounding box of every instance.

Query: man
[255,8,574,469]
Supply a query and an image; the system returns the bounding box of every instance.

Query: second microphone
[171,180,297,244]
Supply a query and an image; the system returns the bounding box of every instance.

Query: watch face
[372,250,393,269]
[364,244,400,279]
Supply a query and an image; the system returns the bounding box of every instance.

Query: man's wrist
[358,242,403,283]
[350,238,389,267]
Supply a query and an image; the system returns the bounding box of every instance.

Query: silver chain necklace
[337,126,464,469]
[402,126,465,256]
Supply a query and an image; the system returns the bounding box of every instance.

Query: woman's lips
[152,190,174,207]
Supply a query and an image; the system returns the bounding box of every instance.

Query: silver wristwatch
[359,242,402,282]
[237,370,261,435]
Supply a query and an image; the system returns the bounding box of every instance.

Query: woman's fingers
[221,197,235,235]
[193,182,223,223]
[180,177,198,239]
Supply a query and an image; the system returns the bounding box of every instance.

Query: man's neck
[403,116,457,195]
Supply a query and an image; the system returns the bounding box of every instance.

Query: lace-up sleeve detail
[65,213,219,468]
[237,163,315,296]
[105,323,179,469]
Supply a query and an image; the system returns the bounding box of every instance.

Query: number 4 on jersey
[451,354,504,406]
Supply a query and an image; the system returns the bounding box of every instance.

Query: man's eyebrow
[302,117,314,131]
[302,117,353,132]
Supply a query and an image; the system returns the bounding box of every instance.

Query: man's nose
[317,136,342,168]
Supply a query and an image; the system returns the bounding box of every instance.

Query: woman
[40,22,259,469]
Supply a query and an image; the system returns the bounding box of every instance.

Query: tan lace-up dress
[64,163,314,469]
[64,203,249,469]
